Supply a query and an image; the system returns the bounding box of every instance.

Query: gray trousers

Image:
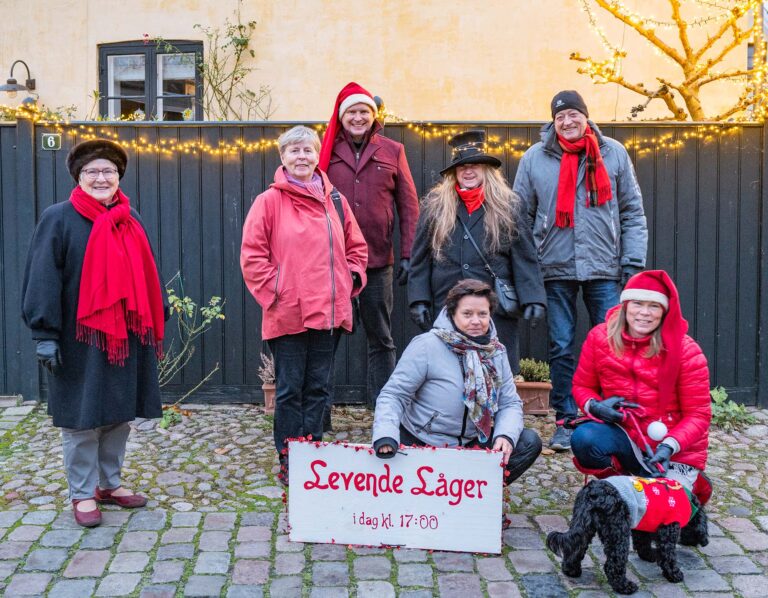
[61,422,131,500]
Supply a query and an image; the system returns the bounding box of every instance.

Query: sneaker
[549,425,572,451]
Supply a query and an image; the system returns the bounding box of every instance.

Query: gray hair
[278,125,321,154]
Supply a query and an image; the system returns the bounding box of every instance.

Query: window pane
[156,95,194,121]
[108,98,147,120]
[158,53,196,94]
[107,54,146,96]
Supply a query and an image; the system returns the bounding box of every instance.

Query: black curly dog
[546,479,709,595]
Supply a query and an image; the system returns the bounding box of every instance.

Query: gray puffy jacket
[513,122,647,281]
[372,309,524,448]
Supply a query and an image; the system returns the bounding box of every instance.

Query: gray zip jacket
[513,122,647,281]
[372,309,524,448]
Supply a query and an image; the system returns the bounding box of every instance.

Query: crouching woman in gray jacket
[372,279,542,526]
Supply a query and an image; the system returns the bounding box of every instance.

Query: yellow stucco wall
[0,0,751,121]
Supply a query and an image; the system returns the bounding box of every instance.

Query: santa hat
[318,82,377,171]
[621,270,688,402]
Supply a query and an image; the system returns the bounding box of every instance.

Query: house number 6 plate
[41,133,62,150]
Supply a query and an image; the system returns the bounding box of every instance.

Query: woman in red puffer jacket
[570,270,712,502]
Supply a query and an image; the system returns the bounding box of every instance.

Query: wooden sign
[288,441,503,553]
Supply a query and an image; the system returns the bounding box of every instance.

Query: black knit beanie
[551,90,589,119]
[66,139,128,182]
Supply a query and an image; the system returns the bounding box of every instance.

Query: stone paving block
[520,573,569,598]
[109,551,150,573]
[80,526,119,549]
[276,534,303,552]
[240,511,275,526]
[534,514,569,534]
[707,521,725,536]
[710,555,761,574]
[432,551,475,572]
[719,517,758,532]
[683,568,731,592]
[0,542,32,559]
[237,525,271,542]
[0,512,24,528]
[203,512,236,530]
[628,554,665,580]
[356,581,395,598]
[7,525,45,542]
[756,515,768,532]
[198,530,231,551]
[310,588,349,598]
[437,573,482,596]
[232,559,270,584]
[127,510,166,531]
[51,512,80,529]
[194,551,231,574]
[2,406,34,416]
[139,585,176,598]
[311,543,347,560]
[183,575,226,597]
[117,531,158,552]
[313,561,350,586]
[397,563,433,587]
[399,591,433,598]
[350,546,385,555]
[171,512,202,527]
[23,547,68,571]
[156,543,195,560]
[393,548,428,562]
[235,541,271,558]
[4,572,52,596]
[559,568,601,590]
[354,555,391,579]
[508,549,555,573]
[733,530,768,551]
[21,511,57,525]
[675,547,708,569]
[700,536,745,556]
[0,560,19,578]
[40,528,83,547]
[48,579,97,598]
[503,527,546,549]
[100,511,131,526]
[227,585,265,598]
[63,550,111,577]
[477,556,513,581]
[269,575,303,597]
[644,583,688,598]
[152,560,185,583]
[486,581,523,598]
[275,551,305,575]
[161,527,196,544]
[732,574,768,598]
[506,514,533,528]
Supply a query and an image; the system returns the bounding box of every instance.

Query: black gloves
[522,303,546,328]
[351,272,362,289]
[621,266,642,286]
[589,396,636,424]
[36,340,63,375]
[409,302,432,331]
[647,443,673,473]
[373,437,398,459]
[396,259,410,286]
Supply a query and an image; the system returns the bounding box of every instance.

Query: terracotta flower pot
[516,381,552,416]
[262,383,276,415]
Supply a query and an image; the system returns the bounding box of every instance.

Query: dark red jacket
[326,124,419,269]
[573,323,711,470]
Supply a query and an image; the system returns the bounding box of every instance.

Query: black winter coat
[408,201,546,312]
[21,201,164,430]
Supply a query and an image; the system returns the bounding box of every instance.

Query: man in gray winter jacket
[513,90,647,451]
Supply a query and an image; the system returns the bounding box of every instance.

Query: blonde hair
[422,166,520,262]
[606,304,664,358]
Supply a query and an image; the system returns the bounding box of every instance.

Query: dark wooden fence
[1,119,766,407]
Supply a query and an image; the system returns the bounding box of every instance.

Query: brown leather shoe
[72,499,102,527]
[95,486,148,508]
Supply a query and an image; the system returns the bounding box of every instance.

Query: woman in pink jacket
[570,270,712,503]
[241,126,368,484]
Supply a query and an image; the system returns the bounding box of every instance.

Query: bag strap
[457,216,499,279]
[330,187,344,228]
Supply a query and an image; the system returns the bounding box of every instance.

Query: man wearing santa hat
[319,82,419,413]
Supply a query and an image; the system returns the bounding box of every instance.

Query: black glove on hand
[36,340,63,375]
[396,259,410,286]
[409,302,432,331]
[351,272,362,289]
[522,303,546,328]
[621,266,642,286]
[646,443,673,474]
[373,437,398,459]
[589,396,628,424]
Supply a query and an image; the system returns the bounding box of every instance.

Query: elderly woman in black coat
[22,139,166,527]
[408,130,546,373]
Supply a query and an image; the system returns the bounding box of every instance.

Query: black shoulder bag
[457,217,522,319]
[330,188,361,333]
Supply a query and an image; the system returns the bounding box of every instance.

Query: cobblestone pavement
[0,395,766,597]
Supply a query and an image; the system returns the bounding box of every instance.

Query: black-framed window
[98,41,203,121]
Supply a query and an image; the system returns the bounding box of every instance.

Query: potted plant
[258,352,276,415]
[515,358,552,416]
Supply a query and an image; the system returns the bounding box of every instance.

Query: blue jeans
[359,266,397,408]
[571,422,646,475]
[268,329,340,453]
[545,279,620,421]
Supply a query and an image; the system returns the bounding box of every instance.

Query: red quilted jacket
[573,323,711,470]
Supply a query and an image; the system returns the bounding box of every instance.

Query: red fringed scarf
[555,125,613,228]
[70,186,165,365]
[455,184,485,215]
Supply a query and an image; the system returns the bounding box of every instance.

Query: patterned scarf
[431,328,504,442]
[555,125,613,228]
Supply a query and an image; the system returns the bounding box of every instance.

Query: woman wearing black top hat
[407,130,546,373]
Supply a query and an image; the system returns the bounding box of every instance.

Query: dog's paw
[561,562,582,578]
[663,567,684,583]
[611,579,639,595]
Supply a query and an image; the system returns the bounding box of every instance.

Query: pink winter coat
[241,167,368,340]
[572,323,711,470]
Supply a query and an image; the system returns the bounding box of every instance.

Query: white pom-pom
[647,420,668,441]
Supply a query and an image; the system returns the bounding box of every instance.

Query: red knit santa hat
[620,270,688,403]
[318,82,378,171]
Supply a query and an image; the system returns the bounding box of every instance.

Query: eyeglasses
[81,168,119,180]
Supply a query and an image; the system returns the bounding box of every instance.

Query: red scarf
[555,125,613,228]
[70,186,165,365]
[455,184,485,215]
